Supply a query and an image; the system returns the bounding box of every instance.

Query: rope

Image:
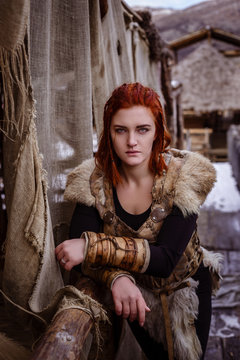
[0,289,47,326]
[90,236,138,253]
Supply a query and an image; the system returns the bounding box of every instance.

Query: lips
[126,151,140,154]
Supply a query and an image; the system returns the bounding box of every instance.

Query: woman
[56,83,222,360]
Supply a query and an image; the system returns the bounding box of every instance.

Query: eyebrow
[113,124,152,128]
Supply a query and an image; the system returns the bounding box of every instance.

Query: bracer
[82,232,150,273]
[81,262,136,289]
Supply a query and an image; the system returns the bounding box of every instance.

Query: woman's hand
[111,276,150,327]
[55,238,86,271]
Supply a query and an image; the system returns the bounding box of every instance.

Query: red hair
[95,82,171,186]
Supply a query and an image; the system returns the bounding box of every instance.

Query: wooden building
[170,27,240,161]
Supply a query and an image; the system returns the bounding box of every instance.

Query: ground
[198,162,240,359]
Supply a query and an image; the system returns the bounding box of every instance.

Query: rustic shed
[172,42,240,114]
[171,30,240,159]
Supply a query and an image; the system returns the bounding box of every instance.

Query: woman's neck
[116,162,154,214]
[119,162,153,187]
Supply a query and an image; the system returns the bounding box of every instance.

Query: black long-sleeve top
[70,187,199,278]
[69,189,212,356]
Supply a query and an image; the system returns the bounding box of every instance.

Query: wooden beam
[211,28,240,47]
[183,128,212,134]
[221,49,240,57]
[170,27,240,51]
[121,0,143,22]
[31,309,93,360]
[31,277,103,360]
[170,28,208,50]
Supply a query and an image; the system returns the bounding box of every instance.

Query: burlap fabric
[29,0,94,243]
[0,0,64,313]
[29,0,164,238]
[0,0,107,351]
[0,0,166,358]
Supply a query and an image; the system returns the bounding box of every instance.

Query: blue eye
[138,128,149,134]
[115,128,125,133]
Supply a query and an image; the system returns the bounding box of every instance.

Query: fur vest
[64,149,223,360]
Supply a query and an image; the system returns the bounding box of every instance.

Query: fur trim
[201,246,224,295]
[64,158,95,206]
[64,150,216,218]
[0,333,30,360]
[140,279,202,360]
[172,149,216,216]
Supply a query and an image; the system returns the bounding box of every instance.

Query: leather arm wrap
[82,232,150,273]
[81,262,136,289]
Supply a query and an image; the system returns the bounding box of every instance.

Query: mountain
[151,0,240,43]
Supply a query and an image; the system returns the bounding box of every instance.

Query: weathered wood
[222,336,240,360]
[31,308,93,360]
[31,277,101,360]
[170,28,240,51]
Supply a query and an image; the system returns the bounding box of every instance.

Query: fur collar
[64,158,96,206]
[170,149,216,215]
[64,149,216,216]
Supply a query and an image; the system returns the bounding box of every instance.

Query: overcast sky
[125,0,211,10]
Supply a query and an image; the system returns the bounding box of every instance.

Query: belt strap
[160,292,174,360]
[159,281,191,360]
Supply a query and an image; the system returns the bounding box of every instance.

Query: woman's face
[110,105,156,169]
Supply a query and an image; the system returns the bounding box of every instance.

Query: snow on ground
[211,313,240,338]
[202,162,240,212]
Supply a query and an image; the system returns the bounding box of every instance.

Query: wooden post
[31,277,102,360]
[31,308,93,360]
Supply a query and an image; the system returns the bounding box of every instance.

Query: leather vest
[90,153,203,293]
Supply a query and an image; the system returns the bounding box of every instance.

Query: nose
[127,131,137,147]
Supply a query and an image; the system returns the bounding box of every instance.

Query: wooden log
[31,308,93,360]
[31,277,101,360]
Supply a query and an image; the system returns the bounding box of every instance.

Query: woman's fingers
[122,302,130,319]
[137,298,151,327]
[55,243,62,256]
[55,238,86,270]
[114,299,123,316]
[55,247,71,268]
[55,248,64,262]
[129,299,137,322]
[111,276,150,326]
[137,298,145,327]
[63,260,74,272]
